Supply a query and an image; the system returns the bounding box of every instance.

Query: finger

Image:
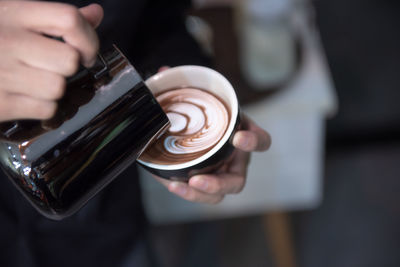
[189,173,246,195]
[233,131,261,152]
[189,150,249,194]
[227,149,250,174]
[158,66,170,72]
[79,4,104,29]
[153,176,225,204]
[2,62,66,100]
[168,181,225,204]
[15,2,100,67]
[233,116,271,152]
[0,93,57,121]
[14,31,80,76]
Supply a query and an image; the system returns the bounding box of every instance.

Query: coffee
[140,87,230,165]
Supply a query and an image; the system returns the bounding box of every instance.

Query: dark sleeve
[128,0,212,78]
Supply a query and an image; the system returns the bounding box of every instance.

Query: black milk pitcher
[0,45,169,220]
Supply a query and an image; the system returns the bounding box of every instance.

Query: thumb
[79,3,104,29]
[233,115,271,152]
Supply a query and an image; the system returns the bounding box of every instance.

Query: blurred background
[139,0,400,266]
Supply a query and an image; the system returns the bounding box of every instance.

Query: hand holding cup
[139,66,271,204]
[156,114,271,204]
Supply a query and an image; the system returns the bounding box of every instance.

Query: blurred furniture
[291,1,400,266]
[139,2,337,267]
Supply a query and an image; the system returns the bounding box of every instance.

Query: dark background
[149,0,400,266]
[295,0,400,266]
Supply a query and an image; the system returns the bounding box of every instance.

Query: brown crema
[140,87,231,165]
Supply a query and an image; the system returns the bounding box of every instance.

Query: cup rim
[137,65,238,170]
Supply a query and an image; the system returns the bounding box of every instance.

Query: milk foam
[140,87,230,165]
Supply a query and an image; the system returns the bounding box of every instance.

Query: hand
[154,114,271,204]
[0,1,103,122]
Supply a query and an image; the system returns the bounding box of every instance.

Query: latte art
[140,87,230,165]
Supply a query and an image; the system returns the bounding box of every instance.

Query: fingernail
[191,177,208,191]
[170,182,187,196]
